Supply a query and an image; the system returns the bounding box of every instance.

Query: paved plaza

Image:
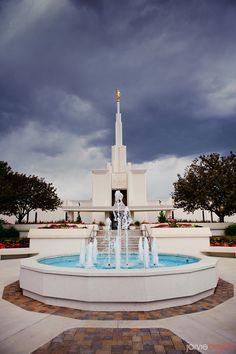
[0,257,236,353]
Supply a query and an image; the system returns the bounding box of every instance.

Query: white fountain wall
[28,226,98,255]
[143,226,211,256]
[20,255,218,311]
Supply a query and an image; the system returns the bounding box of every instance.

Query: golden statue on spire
[116,88,121,102]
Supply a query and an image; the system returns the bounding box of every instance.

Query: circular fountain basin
[20,253,218,311]
[38,253,199,269]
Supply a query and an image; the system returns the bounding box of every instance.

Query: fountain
[80,190,152,269]
[85,242,94,268]
[79,239,86,266]
[92,238,98,263]
[105,217,112,266]
[152,238,159,266]
[20,189,218,311]
[143,237,150,268]
[112,191,132,268]
[138,236,144,262]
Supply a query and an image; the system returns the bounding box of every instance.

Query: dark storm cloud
[0,0,236,163]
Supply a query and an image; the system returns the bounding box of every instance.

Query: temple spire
[112,88,127,172]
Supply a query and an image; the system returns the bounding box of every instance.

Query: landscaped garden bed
[210,224,236,247]
[151,221,194,228]
[210,236,236,247]
[0,239,29,249]
[0,220,29,248]
[39,222,87,229]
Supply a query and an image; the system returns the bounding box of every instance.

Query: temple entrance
[111,189,127,229]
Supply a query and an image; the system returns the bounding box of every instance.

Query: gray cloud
[0,120,108,199]
[0,0,236,198]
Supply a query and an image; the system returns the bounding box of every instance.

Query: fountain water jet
[85,242,94,268]
[112,190,132,269]
[79,239,86,266]
[152,238,159,266]
[105,217,112,266]
[81,190,156,270]
[123,206,132,266]
[115,237,121,269]
[138,236,144,262]
[92,238,98,263]
[143,237,150,268]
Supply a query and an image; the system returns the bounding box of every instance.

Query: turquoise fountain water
[38,253,199,269]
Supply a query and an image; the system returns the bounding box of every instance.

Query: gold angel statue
[116,88,121,102]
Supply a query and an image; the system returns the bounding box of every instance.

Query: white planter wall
[28,227,97,255]
[142,226,211,256]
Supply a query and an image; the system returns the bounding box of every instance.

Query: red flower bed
[0,239,29,248]
[39,223,87,229]
[0,243,28,249]
[151,224,170,228]
[210,242,236,247]
[151,222,193,228]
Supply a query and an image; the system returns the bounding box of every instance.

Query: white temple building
[63,90,174,225]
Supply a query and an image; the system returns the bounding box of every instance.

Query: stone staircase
[96,229,143,252]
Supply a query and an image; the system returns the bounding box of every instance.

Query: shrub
[6,227,19,239]
[225,224,236,236]
[0,225,19,241]
[19,238,30,247]
[168,218,178,227]
[76,212,82,223]
[158,211,167,223]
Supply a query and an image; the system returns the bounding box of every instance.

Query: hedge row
[0,224,20,241]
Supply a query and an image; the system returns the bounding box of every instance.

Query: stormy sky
[0,0,236,200]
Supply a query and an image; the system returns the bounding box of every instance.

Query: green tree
[0,161,15,215]
[0,161,62,223]
[172,152,236,222]
[158,210,167,223]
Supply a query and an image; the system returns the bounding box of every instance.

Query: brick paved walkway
[31,327,200,354]
[2,278,233,320]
